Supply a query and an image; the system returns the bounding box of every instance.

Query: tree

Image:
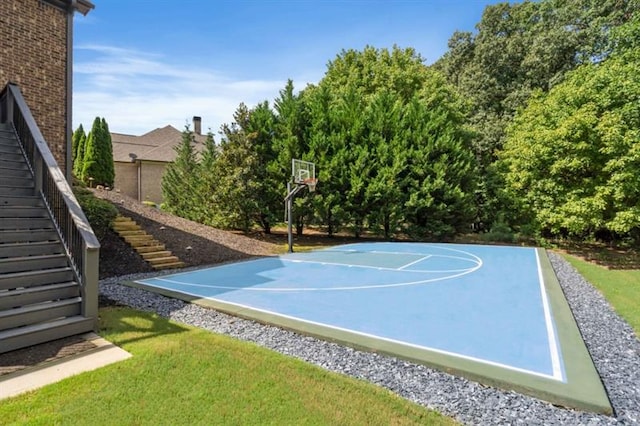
[193,130,218,224]
[270,80,311,235]
[72,124,86,179]
[81,117,114,187]
[435,0,639,227]
[245,101,278,233]
[100,118,115,187]
[500,13,640,241]
[363,89,405,239]
[208,104,262,232]
[161,126,200,219]
[305,46,477,238]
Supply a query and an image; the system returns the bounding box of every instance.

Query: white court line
[145,260,482,291]
[285,257,475,274]
[398,255,432,270]
[140,289,564,382]
[536,250,565,381]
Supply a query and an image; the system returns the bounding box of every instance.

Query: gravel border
[100,252,640,425]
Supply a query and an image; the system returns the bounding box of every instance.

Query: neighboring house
[112,117,206,205]
[0,0,94,179]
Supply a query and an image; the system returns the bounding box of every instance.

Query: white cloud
[72,44,317,136]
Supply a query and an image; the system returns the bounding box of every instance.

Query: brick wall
[0,0,69,174]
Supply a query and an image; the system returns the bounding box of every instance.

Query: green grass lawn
[562,253,640,336]
[0,307,455,425]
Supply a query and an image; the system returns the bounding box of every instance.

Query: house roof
[44,0,95,15]
[112,125,207,163]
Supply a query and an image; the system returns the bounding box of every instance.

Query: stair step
[0,267,74,290]
[0,241,63,258]
[0,297,82,331]
[0,166,31,178]
[123,235,154,244]
[0,176,34,188]
[0,217,53,230]
[114,215,185,269]
[0,253,68,274]
[0,281,79,310]
[147,256,180,265]
[0,206,49,218]
[0,195,43,207]
[0,159,28,171]
[117,230,146,236]
[0,152,25,162]
[0,229,58,243]
[0,316,93,354]
[113,223,142,231]
[0,186,35,196]
[153,262,186,270]
[141,250,172,260]
[0,134,18,145]
[128,240,162,248]
[0,144,22,155]
[135,244,166,253]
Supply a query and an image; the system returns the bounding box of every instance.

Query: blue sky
[73,0,499,135]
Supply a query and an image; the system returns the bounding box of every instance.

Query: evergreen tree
[305,46,476,238]
[209,104,261,232]
[81,117,100,185]
[100,118,115,187]
[72,124,86,179]
[193,130,218,224]
[246,101,278,233]
[161,126,199,219]
[271,80,312,235]
[81,117,114,187]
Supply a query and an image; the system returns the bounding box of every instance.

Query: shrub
[482,220,515,243]
[74,187,118,239]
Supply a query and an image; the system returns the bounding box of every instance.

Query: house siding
[114,160,168,205]
[0,0,69,173]
[114,161,138,200]
[140,162,167,205]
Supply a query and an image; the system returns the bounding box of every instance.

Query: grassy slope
[562,253,640,336]
[0,307,455,426]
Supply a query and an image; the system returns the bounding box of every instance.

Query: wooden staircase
[0,123,94,354]
[112,216,185,270]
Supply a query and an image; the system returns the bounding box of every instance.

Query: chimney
[193,116,202,135]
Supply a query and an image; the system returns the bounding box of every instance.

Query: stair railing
[0,83,100,327]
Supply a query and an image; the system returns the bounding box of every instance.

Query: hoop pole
[287,182,293,253]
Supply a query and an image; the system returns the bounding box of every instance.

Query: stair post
[82,245,99,329]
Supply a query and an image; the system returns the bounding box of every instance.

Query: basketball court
[126,242,612,414]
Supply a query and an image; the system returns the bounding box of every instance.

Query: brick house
[0,0,93,179]
[1,0,101,353]
[112,117,206,205]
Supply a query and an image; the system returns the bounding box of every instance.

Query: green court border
[124,248,612,414]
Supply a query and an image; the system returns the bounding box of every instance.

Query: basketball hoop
[304,177,317,192]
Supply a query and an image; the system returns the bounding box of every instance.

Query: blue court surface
[130,242,611,413]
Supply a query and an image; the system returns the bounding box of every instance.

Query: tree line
[162,0,639,244]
